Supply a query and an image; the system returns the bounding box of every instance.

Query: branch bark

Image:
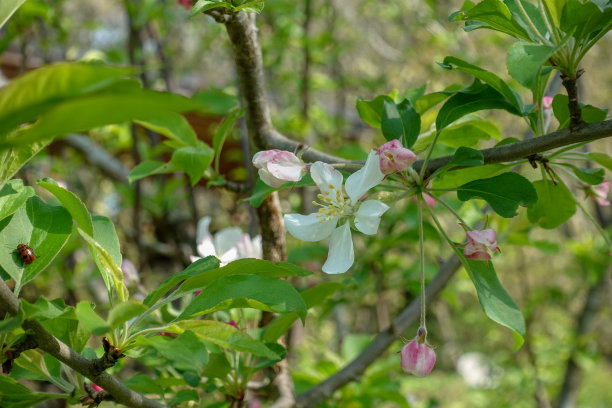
[0,279,166,408]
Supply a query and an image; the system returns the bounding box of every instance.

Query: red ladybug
[17,244,36,265]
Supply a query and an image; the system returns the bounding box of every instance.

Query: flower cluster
[253,140,417,274]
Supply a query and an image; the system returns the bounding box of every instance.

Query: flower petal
[354,200,389,235]
[267,152,304,181]
[258,168,288,188]
[463,243,491,261]
[197,235,217,258]
[214,227,243,256]
[322,223,354,274]
[196,216,212,245]
[310,161,344,204]
[284,213,337,241]
[252,149,280,168]
[345,150,385,203]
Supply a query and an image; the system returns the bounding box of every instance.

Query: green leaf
[356,95,394,128]
[507,42,555,91]
[123,375,164,396]
[0,138,54,188]
[5,87,199,147]
[76,301,110,335]
[190,0,234,16]
[136,112,198,147]
[552,94,608,129]
[212,108,243,175]
[107,301,148,330]
[452,0,530,39]
[398,99,421,148]
[381,100,404,141]
[93,216,122,267]
[543,0,567,26]
[235,0,265,13]
[169,390,200,406]
[433,163,508,190]
[457,172,538,218]
[527,179,576,229]
[436,80,522,131]
[416,119,500,150]
[0,307,24,334]
[465,258,525,350]
[166,320,280,359]
[0,63,129,137]
[191,89,239,115]
[570,166,605,185]
[246,174,315,208]
[177,274,307,321]
[144,256,221,307]
[170,142,214,186]
[588,152,612,172]
[0,197,71,288]
[438,57,524,115]
[0,0,27,29]
[0,179,35,222]
[561,0,612,41]
[128,160,178,183]
[431,146,484,179]
[78,228,128,302]
[142,331,209,372]
[37,178,94,236]
[0,376,67,408]
[178,258,311,294]
[22,298,90,353]
[21,298,72,320]
[15,350,74,393]
[263,282,343,342]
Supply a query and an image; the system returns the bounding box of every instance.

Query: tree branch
[216,11,612,176]
[0,279,166,408]
[295,254,462,408]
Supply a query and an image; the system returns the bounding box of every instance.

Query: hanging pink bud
[400,327,436,377]
[252,149,306,187]
[376,139,417,174]
[585,181,610,206]
[91,383,104,392]
[464,229,500,261]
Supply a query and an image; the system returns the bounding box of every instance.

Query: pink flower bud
[226,320,239,329]
[252,150,306,187]
[464,229,500,261]
[400,327,436,377]
[542,96,553,111]
[587,181,610,206]
[376,140,417,174]
[157,332,178,338]
[91,383,104,392]
[177,0,191,10]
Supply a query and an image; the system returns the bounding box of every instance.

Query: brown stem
[560,71,584,132]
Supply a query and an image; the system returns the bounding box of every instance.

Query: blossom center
[313,184,352,222]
